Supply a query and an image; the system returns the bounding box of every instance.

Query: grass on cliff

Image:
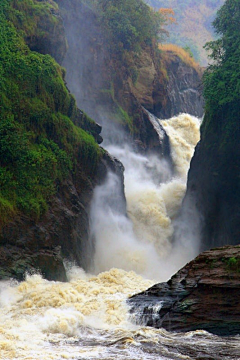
[146,0,225,65]
[159,44,202,76]
[100,82,134,134]
[0,0,101,225]
[8,0,59,34]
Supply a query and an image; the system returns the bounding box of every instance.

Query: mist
[90,114,202,282]
[60,1,202,281]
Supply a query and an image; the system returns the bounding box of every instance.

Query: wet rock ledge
[129,245,240,336]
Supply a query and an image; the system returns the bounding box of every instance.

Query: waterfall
[0,113,237,360]
[90,113,201,281]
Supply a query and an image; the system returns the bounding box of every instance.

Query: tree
[97,0,165,52]
[203,0,240,111]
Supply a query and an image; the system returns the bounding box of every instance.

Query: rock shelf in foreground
[129,245,240,336]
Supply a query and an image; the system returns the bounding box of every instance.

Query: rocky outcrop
[129,245,240,336]
[157,51,204,119]
[57,0,203,154]
[142,109,172,164]
[181,103,240,251]
[0,151,125,281]
[0,0,126,282]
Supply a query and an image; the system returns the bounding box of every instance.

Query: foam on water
[0,269,154,359]
[160,113,200,178]
[0,113,207,360]
[91,113,201,281]
[1,270,239,360]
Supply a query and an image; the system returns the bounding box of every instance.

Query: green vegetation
[8,0,67,63]
[203,0,240,111]
[0,0,101,224]
[8,0,59,38]
[96,0,165,54]
[223,257,240,273]
[202,0,240,144]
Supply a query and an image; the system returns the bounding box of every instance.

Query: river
[0,114,239,360]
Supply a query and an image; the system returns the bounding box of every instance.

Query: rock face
[11,0,67,64]
[157,51,204,119]
[0,152,125,281]
[58,0,204,153]
[181,104,240,251]
[129,245,240,336]
[0,0,126,282]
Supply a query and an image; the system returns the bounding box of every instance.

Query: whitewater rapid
[0,269,239,360]
[91,113,201,281]
[0,269,154,359]
[2,114,238,360]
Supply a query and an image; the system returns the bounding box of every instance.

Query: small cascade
[161,113,201,178]
[145,109,166,142]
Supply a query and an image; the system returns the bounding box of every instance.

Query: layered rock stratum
[129,245,240,336]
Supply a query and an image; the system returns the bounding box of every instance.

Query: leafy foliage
[97,0,165,53]
[201,0,240,190]
[203,0,240,112]
[0,0,101,223]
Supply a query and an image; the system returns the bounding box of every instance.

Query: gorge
[0,0,239,359]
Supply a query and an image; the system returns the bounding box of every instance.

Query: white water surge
[0,269,239,360]
[1,113,238,360]
[91,113,201,281]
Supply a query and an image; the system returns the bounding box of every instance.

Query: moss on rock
[0,0,102,225]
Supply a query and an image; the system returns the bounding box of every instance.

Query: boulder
[129,245,240,336]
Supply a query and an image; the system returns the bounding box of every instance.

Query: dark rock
[142,108,172,163]
[181,104,240,251]
[0,245,67,282]
[0,151,125,281]
[157,52,204,119]
[129,245,240,336]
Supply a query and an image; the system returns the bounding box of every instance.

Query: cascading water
[91,113,201,281]
[0,114,239,360]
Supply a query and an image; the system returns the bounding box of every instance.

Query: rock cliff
[0,151,125,281]
[157,51,204,118]
[58,0,204,155]
[181,106,240,251]
[179,0,240,252]
[129,245,240,336]
[0,0,125,281]
[0,0,205,281]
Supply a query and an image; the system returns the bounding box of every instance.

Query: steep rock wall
[181,104,240,251]
[179,0,240,252]
[57,0,203,155]
[0,0,125,281]
[157,51,204,119]
[0,152,125,281]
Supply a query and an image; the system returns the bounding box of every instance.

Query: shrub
[0,0,101,224]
